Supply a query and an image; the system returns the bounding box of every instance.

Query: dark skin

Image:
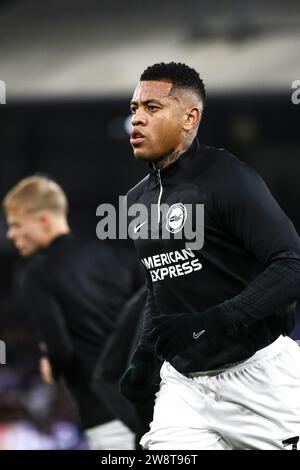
[130,80,202,171]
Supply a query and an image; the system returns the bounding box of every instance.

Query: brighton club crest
[166,203,187,234]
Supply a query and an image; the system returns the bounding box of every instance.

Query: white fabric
[141,335,300,450]
[85,419,135,450]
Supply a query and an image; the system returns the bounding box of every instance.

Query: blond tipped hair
[3,176,68,216]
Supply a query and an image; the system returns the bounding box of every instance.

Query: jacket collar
[148,138,199,183]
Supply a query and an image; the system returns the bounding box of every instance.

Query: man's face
[6,207,48,257]
[130,81,185,162]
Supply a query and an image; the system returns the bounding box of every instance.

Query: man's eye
[130,107,136,114]
[148,106,158,111]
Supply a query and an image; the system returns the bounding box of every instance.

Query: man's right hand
[120,348,157,404]
[39,357,55,385]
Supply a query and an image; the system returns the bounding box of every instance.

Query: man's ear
[183,107,201,132]
[38,211,51,229]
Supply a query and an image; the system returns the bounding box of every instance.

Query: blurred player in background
[120,62,300,450]
[3,175,141,450]
[93,285,161,448]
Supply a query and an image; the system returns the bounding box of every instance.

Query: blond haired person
[4,176,139,450]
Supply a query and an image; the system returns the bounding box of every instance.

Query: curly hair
[140,62,206,104]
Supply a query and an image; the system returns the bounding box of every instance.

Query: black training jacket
[127,139,300,373]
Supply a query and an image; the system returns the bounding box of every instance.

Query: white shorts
[140,335,300,450]
[85,419,135,450]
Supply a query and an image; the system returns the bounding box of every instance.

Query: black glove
[148,308,225,360]
[119,348,157,404]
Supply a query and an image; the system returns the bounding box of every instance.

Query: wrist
[200,305,227,335]
[132,347,155,365]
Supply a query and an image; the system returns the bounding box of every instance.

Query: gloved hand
[119,348,157,404]
[148,308,224,360]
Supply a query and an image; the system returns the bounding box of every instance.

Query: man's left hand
[148,313,207,360]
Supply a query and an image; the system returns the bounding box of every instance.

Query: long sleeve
[21,273,74,378]
[137,272,159,352]
[206,160,300,335]
[211,258,300,335]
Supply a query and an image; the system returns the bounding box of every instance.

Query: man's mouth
[130,129,146,146]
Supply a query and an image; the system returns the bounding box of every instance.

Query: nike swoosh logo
[193,330,206,340]
[133,220,147,233]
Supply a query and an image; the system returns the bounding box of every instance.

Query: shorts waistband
[187,334,288,377]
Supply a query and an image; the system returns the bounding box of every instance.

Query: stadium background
[0,0,299,449]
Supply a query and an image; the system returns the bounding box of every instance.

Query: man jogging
[120,62,300,450]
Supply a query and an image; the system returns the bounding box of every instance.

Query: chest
[130,178,215,257]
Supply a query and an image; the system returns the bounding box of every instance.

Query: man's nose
[131,109,146,127]
[6,228,14,240]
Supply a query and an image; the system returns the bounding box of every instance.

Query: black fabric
[120,348,158,404]
[221,259,300,334]
[148,258,300,361]
[148,311,225,360]
[92,287,147,432]
[20,234,142,428]
[70,386,113,429]
[126,139,300,373]
[137,272,159,351]
[104,288,160,446]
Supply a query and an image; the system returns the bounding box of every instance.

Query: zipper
[157,169,163,223]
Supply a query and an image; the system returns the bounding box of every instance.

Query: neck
[154,135,195,171]
[44,221,71,248]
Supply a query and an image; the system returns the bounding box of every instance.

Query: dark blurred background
[0,0,299,448]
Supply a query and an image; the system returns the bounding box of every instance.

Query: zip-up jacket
[126,139,300,373]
